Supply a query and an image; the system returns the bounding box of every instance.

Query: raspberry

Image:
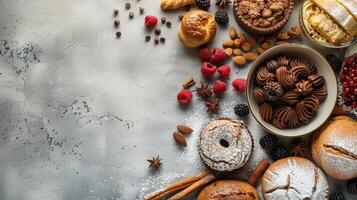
[211,48,227,65]
[201,62,217,77]
[232,78,246,93]
[144,15,158,28]
[177,89,192,105]
[213,80,227,94]
[217,65,231,79]
[198,48,212,62]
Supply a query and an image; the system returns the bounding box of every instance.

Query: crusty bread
[178,10,217,48]
[262,157,329,200]
[160,0,195,10]
[198,180,259,200]
[311,116,357,180]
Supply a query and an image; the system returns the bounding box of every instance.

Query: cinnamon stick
[152,182,192,200]
[247,159,270,187]
[168,173,216,200]
[144,171,210,200]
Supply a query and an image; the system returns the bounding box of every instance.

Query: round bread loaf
[262,157,329,200]
[198,180,259,200]
[311,115,357,180]
[178,10,216,48]
[198,117,253,171]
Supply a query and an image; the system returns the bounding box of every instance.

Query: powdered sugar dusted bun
[312,116,357,180]
[198,117,253,171]
[262,157,329,200]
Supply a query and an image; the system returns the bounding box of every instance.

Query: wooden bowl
[233,0,294,35]
[246,44,337,137]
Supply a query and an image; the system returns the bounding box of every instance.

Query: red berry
[213,80,228,94]
[177,89,192,105]
[144,15,158,28]
[217,65,231,79]
[198,48,212,62]
[211,48,227,65]
[201,62,217,77]
[232,78,246,93]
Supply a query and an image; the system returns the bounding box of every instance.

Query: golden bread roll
[337,0,357,21]
[312,116,357,180]
[178,10,217,48]
[197,180,259,200]
[160,0,195,10]
[311,0,357,36]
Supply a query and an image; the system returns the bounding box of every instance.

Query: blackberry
[196,0,211,10]
[325,54,342,73]
[263,82,283,101]
[271,146,289,160]
[234,104,249,117]
[259,134,278,151]
[347,178,357,194]
[215,9,229,25]
[328,193,346,200]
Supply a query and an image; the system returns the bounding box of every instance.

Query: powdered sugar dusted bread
[312,116,357,180]
[262,157,329,200]
[198,117,253,171]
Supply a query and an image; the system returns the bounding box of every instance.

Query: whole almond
[233,49,241,56]
[177,125,193,135]
[256,47,265,54]
[238,33,246,43]
[223,40,234,48]
[173,131,187,146]
[241,42,252,52]
[234,39,241,48]
[232,56,246,66]
[225,48,233,56]
[261,42,270,49]
[229,27,237,39]
[243,52,258,61]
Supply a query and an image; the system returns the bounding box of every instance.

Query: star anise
[195,81,213,99]
[147,155,162,169]
[205,97,220,113]
[291,139,307,158]
[216,0,232,8]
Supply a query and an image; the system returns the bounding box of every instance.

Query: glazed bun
[178,10,217,48]
[198,180,259,200]
[262,157,329,200]
[312,115,357,180]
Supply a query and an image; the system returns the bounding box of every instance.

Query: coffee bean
[160,37,165,43]
[139,7,144,14]
[125,2,131,9]
[116,32,121,38]
[145,35,151,42]
[114,20,120,28]
[161,17,166,24]
[154,28,161,35]
[166,21,172,28]
[113,9,119,17]
[154,37,159,44]
[129,12,134,18]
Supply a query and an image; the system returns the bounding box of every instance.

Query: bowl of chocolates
[246,44,337,137]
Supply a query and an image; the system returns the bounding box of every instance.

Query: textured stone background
[0,0,352,199]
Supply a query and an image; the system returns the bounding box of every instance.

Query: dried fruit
[173,131,187,146]
[147,155,162,169]
[247,38,256,47]
[182,75,195,88]
[198,48,212,62]
[213,80,228,94]
[241,42,252,52]
[233,49,241,56]
[229,27,237,39]
[144,15,158,28]
[205,97,220,113]
[232,56,246,66]
[243,52,258,61]
[232,78,246,93]
[223,40,234,48]
[256,47,265,54]
[177,89,193,105]
[177,125,193,135]
[196,82,213,99]
[211,48,227,64]
[201,62,217,77]
[225,48,233,56]
[217,65,231,79]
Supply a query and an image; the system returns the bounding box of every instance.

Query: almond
[229,27,238,40]
[241,42,252,52]
[256,47,265,54]
[232,56,246,66]
[243,52,258,61]
[223,40,234,48]
[225,48,233,56]
[238,33,246,43]
[173,131,187,146]
[261,42,270,49]
[177,125,193,135]
[247,38,256,47]
[233,49,241,56]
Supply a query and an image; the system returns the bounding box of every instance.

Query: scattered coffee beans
[129,12,134,18]
[139,7,144,14]
[114,20,120,28]
[160,37,166,43]
[113,9,119,17]
[116,32,122,38]
[161,17,166,24]
[154,37,159,44]
[155,28,161,35]
[145,35,151,42]
[125,2,131,9]
[166,21,172,28]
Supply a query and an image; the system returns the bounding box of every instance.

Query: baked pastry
[160,0,195,10]
[262,157,329,200]
[197,180,259,200]
[198,117,253,171]
[178,10,217,48]
[311,116,357,180]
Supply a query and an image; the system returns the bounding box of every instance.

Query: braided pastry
[160,0,195,10]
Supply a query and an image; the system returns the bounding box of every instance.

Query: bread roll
[312,116,357,180]
[160,0,195,10]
